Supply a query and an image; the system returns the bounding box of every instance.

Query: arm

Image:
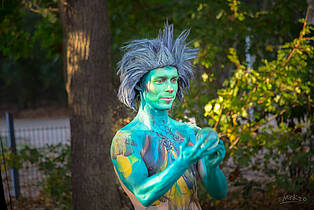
[198,139,227,200]
[193,127,227,200]
[110,131,211,207]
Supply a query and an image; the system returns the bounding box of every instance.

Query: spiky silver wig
[117,23,199,110]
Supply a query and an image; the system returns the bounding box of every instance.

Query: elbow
[140,200,151,207]
[134,189,154,207]
[136,194,153,207]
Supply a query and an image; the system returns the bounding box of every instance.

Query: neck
[136,102,169,130]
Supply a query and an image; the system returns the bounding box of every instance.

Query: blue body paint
[111,66,227,209]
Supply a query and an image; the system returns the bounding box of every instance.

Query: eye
[171,77,178,83]
[155,78,166,84]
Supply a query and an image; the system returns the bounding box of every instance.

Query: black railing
[0,114,70,202]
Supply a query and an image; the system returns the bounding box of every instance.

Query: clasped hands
[178,128,225,168]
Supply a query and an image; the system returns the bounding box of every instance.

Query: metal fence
[0,114,70,203]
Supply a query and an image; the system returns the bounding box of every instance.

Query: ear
[136,85,145,107]
[135,85,145,101]
[135,85,143,92]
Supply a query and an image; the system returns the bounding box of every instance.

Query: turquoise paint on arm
[111,129,205,207]
[132,154,192,206]
[195,127,227,200]
[111,66,227,208]
[200,162,227,200]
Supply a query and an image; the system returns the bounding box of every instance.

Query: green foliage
[37,144,71,210]
[172,0,308,124]
[200,22,313,195]
[170,1,312,207]
[4,143,72,209]
[0,0,64,108]
[1,0,308,108]
[0,0,61,59]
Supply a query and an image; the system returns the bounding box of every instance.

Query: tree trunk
[59,0,121,209]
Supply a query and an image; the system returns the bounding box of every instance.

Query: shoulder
[111,120,149,157]
[113,119,143,140]
[112,128,143,148]
[111,128,143,159]
[113,129,133,141]
[113,118,147,141]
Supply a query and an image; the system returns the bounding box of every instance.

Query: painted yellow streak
[116,155,132,177]
[116,154,140,178]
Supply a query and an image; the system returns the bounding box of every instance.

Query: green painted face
[141,66,178,110]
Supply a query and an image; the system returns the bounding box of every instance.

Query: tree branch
[214,106,223,130]
[229,137,240,149]
[22,0,59,15]
[252,109,286,132]
[282,6,310,66]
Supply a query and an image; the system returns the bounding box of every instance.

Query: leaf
[204,103,212,112]
[216,10,224,19]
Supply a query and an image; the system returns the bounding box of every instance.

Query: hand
[196,128,225,168]
[196,128,220,151]
[177,129,218,166]
[204,139,225,168]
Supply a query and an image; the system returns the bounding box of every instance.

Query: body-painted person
[111,23,227,210]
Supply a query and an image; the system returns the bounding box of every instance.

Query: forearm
[133,158,190,206]
[200,159,227,200]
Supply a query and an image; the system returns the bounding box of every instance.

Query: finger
[216,141,225,153]
[212,153,220,165]
[181,136,190,147]
[194,134,207,148]
[202,137,219,152]
[203,151,220,166]
[218,142,225,151]
[217,148,224,156]
[195,143,215,158]
[219,147,226,159]
[216,149,222,160]
[195,128,217,147]
[201,145,219,157]
[216,147,225,161]
[217,143,224,150]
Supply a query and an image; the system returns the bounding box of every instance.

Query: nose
[165,85,174,93]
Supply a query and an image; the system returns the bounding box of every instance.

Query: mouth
[160,97,174,101]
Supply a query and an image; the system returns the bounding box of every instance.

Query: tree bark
[59,0,121,209]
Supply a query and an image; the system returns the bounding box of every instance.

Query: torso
[118,118,201,210]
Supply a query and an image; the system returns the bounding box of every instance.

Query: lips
[160,97,174,100]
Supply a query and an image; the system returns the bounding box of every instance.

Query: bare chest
[140,129,192,176]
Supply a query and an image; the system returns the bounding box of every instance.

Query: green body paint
[111,66,227,209]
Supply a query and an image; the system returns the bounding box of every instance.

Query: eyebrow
[154,75,178,79]
[153,76,167,80]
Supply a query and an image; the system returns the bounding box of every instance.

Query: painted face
[141,66,178,110]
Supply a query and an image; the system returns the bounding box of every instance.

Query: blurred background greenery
[0,0,313,209]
